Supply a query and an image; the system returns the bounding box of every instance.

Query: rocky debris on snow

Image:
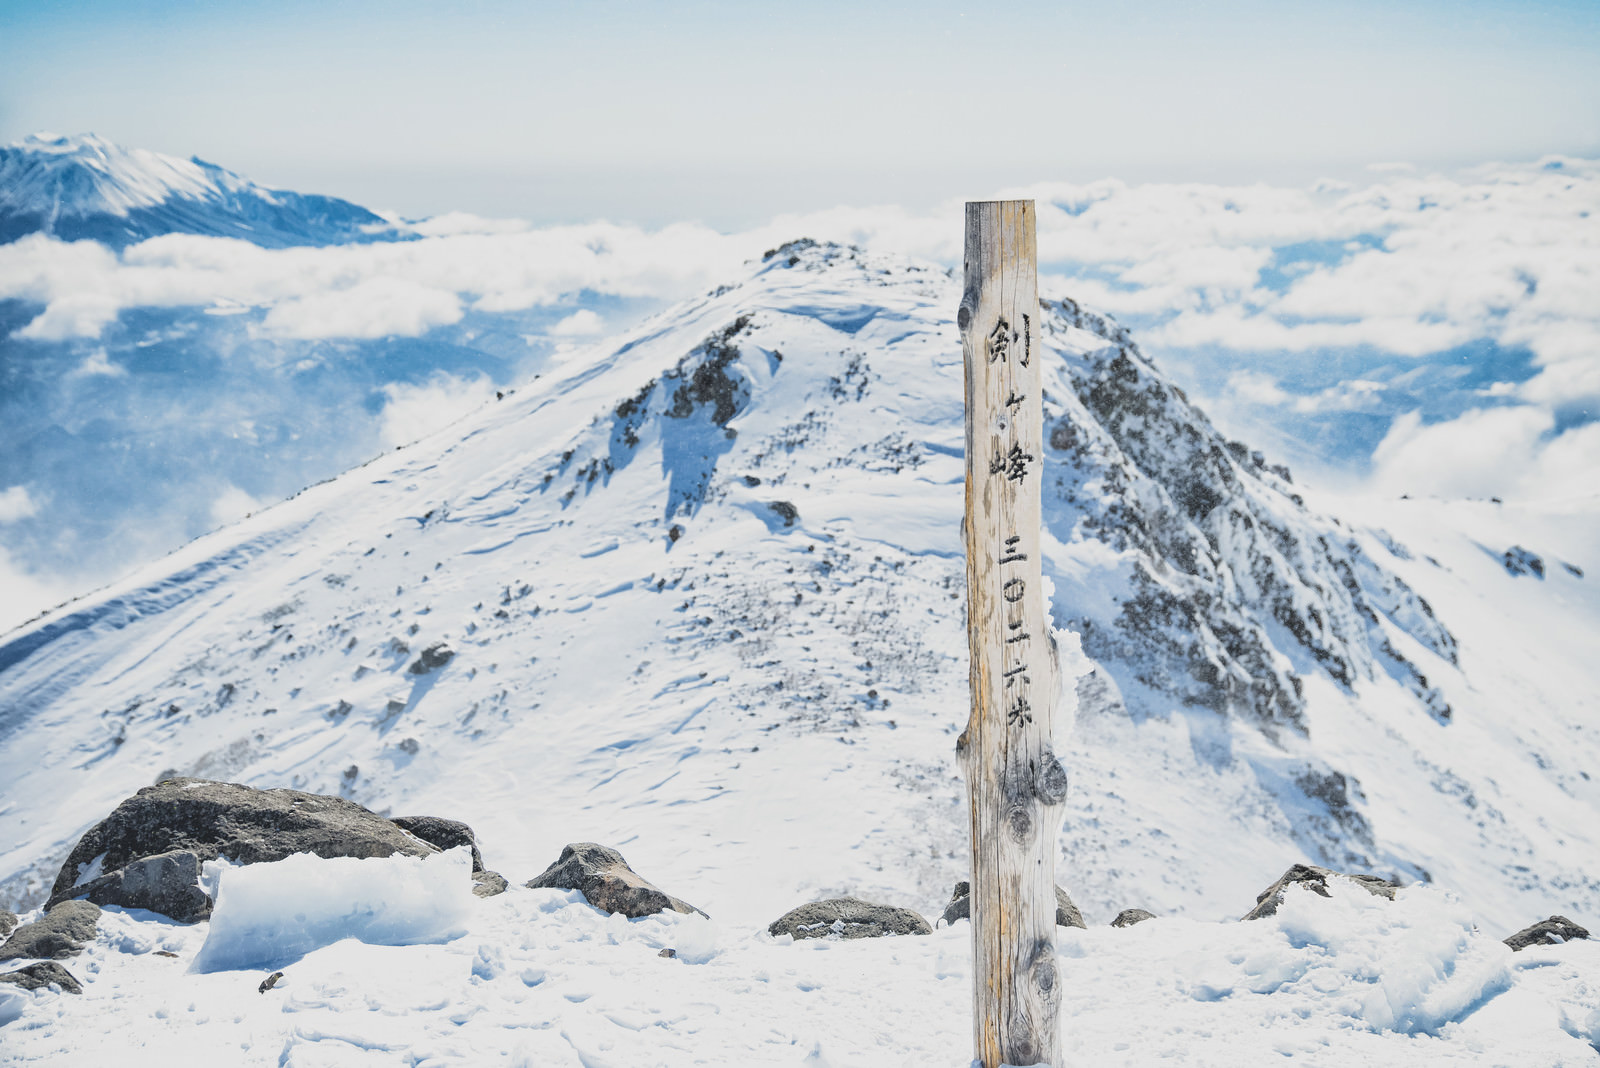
[658,947,677,958]
[0,910,14,938]
[1242,863,1400,920]
[68,849,212,923]
[258,970,284,993]
[0,961,83,994]
[1112,908,1157,928]
[47,779,439,917]
[525,843,707,919]
[0,901,101,961]
[1502,546,1545,578]
[769,897,932,940]
[407,642,455,675]
[1562,561,1584,578]
[1504,915,1591,952]
[940,881,1087,930]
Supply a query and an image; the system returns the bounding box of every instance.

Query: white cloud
[209,484,261,528]
[0,544,62,632]
[67,348,127,377]
[0,486,39,522]
[379,373,497,450]
[260,277,463,339]
[550,309,604,336]
[1370,406,1600,503]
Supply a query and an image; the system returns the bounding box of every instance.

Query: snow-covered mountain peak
[0,132,400,248]
[0,239,1595,944]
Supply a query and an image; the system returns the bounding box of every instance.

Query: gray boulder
[941,881,1086,930]
[525,843,706,919]
[1112,908,1156,928]
[0,961,83,994]
[0,901,100,962]
[71,850,212,924]
[770,897,932,940]
[1504,915,1590,952]
[48,778,438,916]
[390,815,484,872]
[1243,863,1399,920]
[0,911,15,938]
[472,870,509,898]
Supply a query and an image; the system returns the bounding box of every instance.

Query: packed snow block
[407,642,455,675]
[770,897,932,940]
[47,778,437,911]
[1242,863,1398,921]
[1504,915,1590,952]
[69,849,212,923]
[0,901,100,961]
[1111,908,1156,928]
[940,881,1086,930]
[0,961,83,994]
[0,910,15,938]
[192,847,473,972]
[525,843,707,919]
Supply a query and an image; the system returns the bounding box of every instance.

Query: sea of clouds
[0,156,1595,627]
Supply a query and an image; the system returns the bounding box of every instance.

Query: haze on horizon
[3,0,1598,227]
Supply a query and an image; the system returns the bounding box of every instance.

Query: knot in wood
[1034,756,1069,805]
[957,302,973,331]
[1033,955,1057,996]
[1007,803,1033,842]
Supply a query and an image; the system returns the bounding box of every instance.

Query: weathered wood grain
[958,199,1067,1068]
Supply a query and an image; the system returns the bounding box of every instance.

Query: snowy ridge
[0,133,401,248]
[0,240,1596,946]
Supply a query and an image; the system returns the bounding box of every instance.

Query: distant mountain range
[0,133,406,248]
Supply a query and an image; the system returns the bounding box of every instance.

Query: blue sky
[3,0,1597,225]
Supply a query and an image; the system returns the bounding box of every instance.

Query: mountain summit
[0,133,401,248]
[0,240,1593,934]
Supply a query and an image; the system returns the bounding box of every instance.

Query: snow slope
[0,239,1595,949]
[0,134,401,248]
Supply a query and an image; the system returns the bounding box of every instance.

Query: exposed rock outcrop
[69,849,212,923]
[0,901,100,961]
[0,910,14,938]
[525,843,706,919]
[1112,908,1156,928]
[0,961,83,994]
[769,897,932,940]
[1504,915,1590,952]
[47,779,440,918]
[940,880,1086,930]
[1242,863,1399,920]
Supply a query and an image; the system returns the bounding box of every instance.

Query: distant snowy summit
[0,133,406,248]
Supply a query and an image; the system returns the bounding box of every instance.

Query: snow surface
[1,877,1597,1065]
[0,240,1596,1062]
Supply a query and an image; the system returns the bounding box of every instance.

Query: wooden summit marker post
[958,200,1068,1068]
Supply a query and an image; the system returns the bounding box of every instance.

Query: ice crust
[191,847,473,972]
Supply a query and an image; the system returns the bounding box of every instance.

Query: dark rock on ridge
[0,901,100,961]
[525,843,706,919]
[70,849,212,923]
[769,897,932,940]
[47,778,438,915]
[1502,546,1545,578]
[1242,863,1399,920]
[0,910,15,938]
[407,642,455,675]
[1504,915,1590,952]
[1112,908,1156,928]
[941,881,1086,930]
[0,961,83,994]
